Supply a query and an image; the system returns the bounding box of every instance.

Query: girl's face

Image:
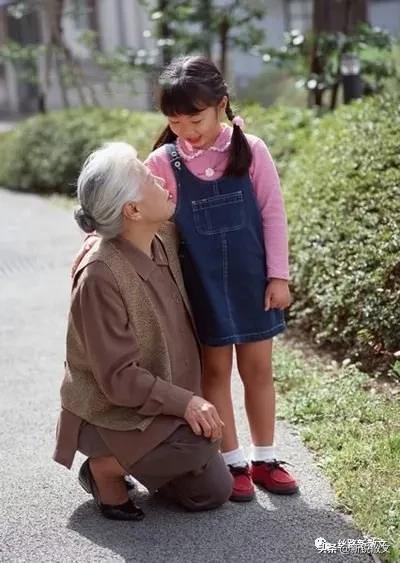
[167,99,226,150]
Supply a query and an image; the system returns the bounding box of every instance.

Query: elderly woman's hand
[184,396,224,442]
[71,234,99,277]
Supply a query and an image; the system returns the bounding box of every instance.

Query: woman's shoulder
[76,260,116,290]
[73,242,118,291]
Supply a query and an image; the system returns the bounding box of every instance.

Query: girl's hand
[264,279,292,310]
[71,234,99,277]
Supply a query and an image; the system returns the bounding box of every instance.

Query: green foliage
[242,104,315,176]
[0,103,313,194]
[260,24,397,107]
[140,0,267,63]
[0,35,146,107]
[0,108,164,194]
[1,94,399,379]
[1,3,148,109]
[274,342,400,562]
[284,92,400,373]
[79,30,149,84]
[237,68,308,110]
[1,1,269,108]
[0,40,44,87]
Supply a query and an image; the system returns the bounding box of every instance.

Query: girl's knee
[202,366,231,384]
[236,341,273,385]
[240,365,273,387]
[202,345,233,383]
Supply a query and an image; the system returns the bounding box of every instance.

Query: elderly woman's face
[136,170,175,223]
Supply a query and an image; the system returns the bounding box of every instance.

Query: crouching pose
[53,142,232,520]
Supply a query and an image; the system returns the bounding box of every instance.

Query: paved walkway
[0,120,19,134]
[0,188,373,563]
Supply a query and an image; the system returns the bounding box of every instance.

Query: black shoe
[78,459,145,521]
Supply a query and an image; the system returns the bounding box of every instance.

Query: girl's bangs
[160,82,215,116]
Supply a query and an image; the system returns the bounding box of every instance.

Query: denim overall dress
[166,143,286,346]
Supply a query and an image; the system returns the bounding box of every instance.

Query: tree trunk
[200,0,212,58]
[330,81,340,110]
[37,43,54,112]
[158,0,172,67]
[313,0,368,33]
[310,0,368,108]
[36,2,55,113]
[43,0,100,107]
[54,48,70,108]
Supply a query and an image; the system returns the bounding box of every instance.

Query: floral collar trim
[176,125,232,161]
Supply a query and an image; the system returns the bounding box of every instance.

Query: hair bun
[74,207,97,233]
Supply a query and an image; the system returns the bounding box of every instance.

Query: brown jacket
[60,224,196,431]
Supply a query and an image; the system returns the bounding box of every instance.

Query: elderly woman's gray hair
[74,142,148,238]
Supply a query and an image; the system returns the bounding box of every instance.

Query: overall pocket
[192,191,246,235]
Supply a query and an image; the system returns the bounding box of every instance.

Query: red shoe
[228,464,255,502]
[251,460,299,495]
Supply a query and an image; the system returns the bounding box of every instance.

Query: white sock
[222,447,247,467]
[251,445,277,462]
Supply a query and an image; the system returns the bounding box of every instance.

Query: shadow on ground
[67,487,369,563]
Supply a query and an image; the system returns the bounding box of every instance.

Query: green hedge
[2,97,397,372]
[0,104,312,195]
[284,93,400,372]
[243,105,315,176]
[0,108,166,195]
[0,108,164,194]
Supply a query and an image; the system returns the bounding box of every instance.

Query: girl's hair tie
[232,115,245,130]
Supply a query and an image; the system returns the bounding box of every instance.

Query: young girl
[144,56,298,501]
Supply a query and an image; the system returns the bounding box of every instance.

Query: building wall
[1,0,151,114]
[96,0,121,51]
[62,0,92,59]
[1,0,399,115]
[96,0,151,51]
[92,0,150,110]
[233,0,400,92]
[233,0,287,89]
[370,0,400,35]
[0,8,13,113]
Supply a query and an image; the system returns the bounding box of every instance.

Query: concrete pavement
[0,188,373,563]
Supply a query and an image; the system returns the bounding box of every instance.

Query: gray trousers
[79,425,233,512]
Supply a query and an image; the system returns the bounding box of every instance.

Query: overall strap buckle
[166,143,183,172]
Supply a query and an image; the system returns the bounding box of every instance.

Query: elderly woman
[53,142,232,520]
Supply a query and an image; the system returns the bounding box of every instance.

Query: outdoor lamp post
[340,53,363,103]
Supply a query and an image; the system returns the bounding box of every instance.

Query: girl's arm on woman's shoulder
[144,147,178,203]
[248,137,289,280]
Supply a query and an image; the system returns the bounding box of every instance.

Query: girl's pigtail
[224,99,252,177]
[153,125,177,150]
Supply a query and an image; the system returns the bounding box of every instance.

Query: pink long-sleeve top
[145,125,289,280]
